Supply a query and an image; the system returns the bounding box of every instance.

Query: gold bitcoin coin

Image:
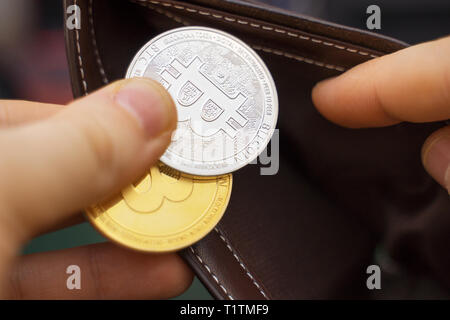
[85,163,232,252]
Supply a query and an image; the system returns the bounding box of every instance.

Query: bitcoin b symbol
[122,166,193,213]
[160,57,248,139]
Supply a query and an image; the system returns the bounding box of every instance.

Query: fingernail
[114,78,176,138]
[423,134,450,192]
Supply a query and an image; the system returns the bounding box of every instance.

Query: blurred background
[0,0,449,299]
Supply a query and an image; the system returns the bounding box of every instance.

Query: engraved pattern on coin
[86,163,232,252]
[126,27,278,175]
[201,99,224,122]
[121,166,193,213]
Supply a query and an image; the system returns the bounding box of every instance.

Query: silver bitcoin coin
[126,26,278,176]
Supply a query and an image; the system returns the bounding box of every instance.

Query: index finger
[312,36,450,128]
[4,242,193,299]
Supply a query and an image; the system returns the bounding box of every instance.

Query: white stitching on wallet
[89,0,108,84]
[131,0,380,59]
[130,0,346,73]
[133,2,271,298]
[252,45,346,72]
[83,0,232,300]
[73,0,349,300]
[151,4,190,25]
[121,2,347,298]
[82,0,358,299]
[74,0,88,94]
[215,228,269,299]
[189,247,235,300]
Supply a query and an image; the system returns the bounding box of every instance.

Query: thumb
[0,78,177,243]
[422,126,450,194]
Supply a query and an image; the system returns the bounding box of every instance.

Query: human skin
[312,36,450,193]
[0,78,193,299]
[0,35,448,300]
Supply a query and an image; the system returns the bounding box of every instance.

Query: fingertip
[311,77,337,114]
[113,78,178,139]
[422,126,450,193]
[3,243,194,300]
[312,75,359,128]
[0,78,178,240]
[153,253,194,299]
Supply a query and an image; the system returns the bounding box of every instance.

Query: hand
[0,78,193,299]
[312,36,450,193]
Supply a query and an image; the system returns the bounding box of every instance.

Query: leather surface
[64,0,450,299]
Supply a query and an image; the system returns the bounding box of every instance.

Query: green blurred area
[23,222,212,300]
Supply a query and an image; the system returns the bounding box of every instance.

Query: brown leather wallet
[64,0,450,299]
